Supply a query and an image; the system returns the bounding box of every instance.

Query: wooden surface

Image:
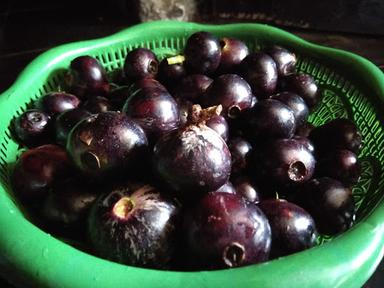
[0,1,382,287]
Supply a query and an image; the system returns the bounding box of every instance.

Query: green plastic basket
[0,21,383,288]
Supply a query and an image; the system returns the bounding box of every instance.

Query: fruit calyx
[188,104,223,126]
[112,196,135,219]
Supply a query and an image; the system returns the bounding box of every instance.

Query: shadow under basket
[0,21,383,288]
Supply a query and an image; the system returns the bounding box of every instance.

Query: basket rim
[0,21,383,288]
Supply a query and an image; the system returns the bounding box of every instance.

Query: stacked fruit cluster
[10,31,361,270]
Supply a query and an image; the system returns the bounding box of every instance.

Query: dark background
[0,0,382,287]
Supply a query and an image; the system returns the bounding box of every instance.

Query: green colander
[0,21,383,288]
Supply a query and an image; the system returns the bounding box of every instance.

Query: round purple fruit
[88,183,180,268]
[184,192,271,269]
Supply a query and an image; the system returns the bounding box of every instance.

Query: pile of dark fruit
[10,31,362,270]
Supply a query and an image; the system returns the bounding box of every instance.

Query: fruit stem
[112,197,135,219]
[166,55,185,65]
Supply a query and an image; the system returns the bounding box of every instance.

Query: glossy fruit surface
[82,96,111,113]
[65,55,110,99]
[232,176,260,203]
[297,177,355,235]
[217,38,249,74]
[239,52,278,98]
[153,123,231,195]
[265,45,296,76]
[184,31,221,75]
[259,199,318,257]
[281,73,321,109]
[205,115,229,142]
[88,183,180,268]
[228,137,252,175]
[55,108,92,146]
[11,145,72,204]
[11,110,51,147]
[203,74,253,119]
[123,48,159,80]
[245,99,296,140]
[316,149,361,186]
[67,112,148,177]
[309,118,362,155]
[184,192,271,269]
[36,92,80,116]
[271,92,309,126]
[174,74,213,103]
[122,80,179,139]
[254,138,316,188]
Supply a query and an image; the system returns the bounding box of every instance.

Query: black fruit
[265,45,296,77]
[217,37,249,74]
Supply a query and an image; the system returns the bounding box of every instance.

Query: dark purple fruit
[11,110,51,147]
[123,48,159,80]
[281,73,321,109]
[265,45,296,76]
[67,112,148,177]
[11,145,72,204]
[206,115,229,142]
[245,99,296,140]
[184,31,221,75]
[82,96,112,113]
[298,177,355,235]
[36,92,80,116]
[174,74,213,103]
[316,149,361,186]
[42,177,98,235]
[217,38,249,74]
[211,181,236,194]
[271,92,309,126]
[55,108,92,146]
[88,183,180,268]
[184,192,271,269]
[122,80,179,139]
[309,118,362,155]
[228,137,252,175]
[295,122,315,138]
[254,138,316,188]
[203,74,253,119]
[239,52,278,99]
[232,176,260,203]
[153,120,231,195]
[65,55,110,99]
[157,56,186,88]
[259,199,318,257]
